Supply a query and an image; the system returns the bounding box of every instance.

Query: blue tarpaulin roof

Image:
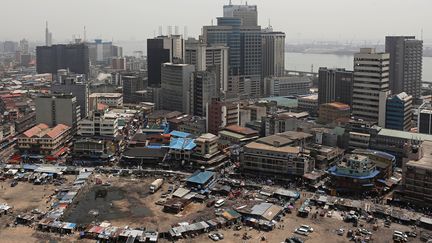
[169,138,196,150]
[170,131,191,138]
[187,170,215,185]
[328,166,380,179]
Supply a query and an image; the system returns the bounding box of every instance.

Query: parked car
[300,225,314,232]
[337,228,345,236]
[10,180,18,187]
[295,227,309,236]
[215,232,224,240]
[208,233,219,241]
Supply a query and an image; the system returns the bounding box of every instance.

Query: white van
[215,199,225,208]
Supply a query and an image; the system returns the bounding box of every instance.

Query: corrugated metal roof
[186,170,215,185]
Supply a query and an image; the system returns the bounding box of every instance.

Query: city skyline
[1,0,431,43]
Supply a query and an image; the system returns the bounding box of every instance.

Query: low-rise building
[328,154,380,192]
[318,102,350,124]
[352,149,396,179]
[396,141,432,205]
[18,123,71,155]
[219,125,259,144]
[241,134,314,178]
[89,93,123,112]
[264,76,311,97]
[298,94,318,116]
[306,144,344,170]
[262,112,309,136]
[78,110,119,138]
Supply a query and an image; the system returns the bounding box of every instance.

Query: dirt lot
[64,174,213,231]
[187,210,426,243]
[0,175,76,214]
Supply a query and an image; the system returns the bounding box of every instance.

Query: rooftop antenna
[211,19,214,26]
[158,26,163,36]
[229,0,232,5]
[83,26,87,42]
[183,26,188,39]
[421,28,424,41]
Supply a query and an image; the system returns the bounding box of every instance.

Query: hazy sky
[1,0,431,43]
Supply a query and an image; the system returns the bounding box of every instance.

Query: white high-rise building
[261,27,285,78]
[185,38,229,93]
[352,48,390,127]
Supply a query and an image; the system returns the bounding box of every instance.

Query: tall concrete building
[385,36,423,99]
[352,48,390,126]
[147,35,185,87]
[36,44,89,75]
[122,75,145,104]
[418,103,432,134]
[86,39,123,65]
[206,98,240,134]
[185,38,229,94]
[192,70,218,117]
[261,27,285,78]
[19,39,29,54]
[385,92,413,131]
[51,72,89,119]
[160,63,195,113]
[318,67,354,106]
[223,3,258,27]
[35,94,80,129]
[202,16,262,98]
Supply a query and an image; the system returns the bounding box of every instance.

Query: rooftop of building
[224,125,258,136]
[148,110,183,120]
[186,170,215,185]
[277,111,309,119]
[22,123,70,139]
[89,93,122,98]
[278,131,313,141]
[245,141,300,154]
[298,94,318,101]
[322,102,350,110]
[378,128,432,142]
[256,135,293,147]
[406,141,432,170]
[195,133,218,143]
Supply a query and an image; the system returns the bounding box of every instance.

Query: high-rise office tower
[45,21,52,46]
[86,39,123,65]
[185,38,229,94]
[147,35,185,87]
[36,44,89,75]
[385,92,413,131]
[193,70,218,117]
[3,41,18,53]
[202,16,262,98]
[352,48,390,126]
[318,67,354,106]
[122,75,145,104]
[160,63,195,113]
[261,27,285,78]
[51,72,89,119]
[223,3,258,27]
[385,36,423,99]
[19,39,29,54]
[35,94,80,129]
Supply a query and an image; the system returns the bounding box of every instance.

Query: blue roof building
[169,137,196,161]
[328,154,380,192]
[186,170,216,189]
[170,131,192,138]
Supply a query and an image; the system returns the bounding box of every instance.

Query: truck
[149,178,164,193]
